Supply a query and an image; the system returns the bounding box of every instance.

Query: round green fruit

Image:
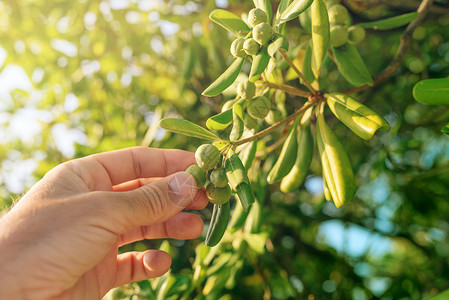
[210,168,228,188]
[247,96,271,120]
[328,4,349,25]
[243,113,259,129]
[253,22,273,45]
[206,182,232,205]
[195,144,220,170]
[230,38,246,58]
[248,8,268,27]
[348,25,366,45]
[265,109,283,125]
[237,80,256,99]
[330,25,348,47]
[185,164,207,188]
[243,38,260,56]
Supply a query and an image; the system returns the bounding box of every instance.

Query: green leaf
[302,40,315,84]
[267,34,289,57]
[325,93,390,140]
[206,109,233,131]
[225,153,249,190]
[277,0,313,24]
[230,104,244,142]
[249,45,270,81]
[442,123,449,136]
[358,12,418,30]
[316,113,356,208]
[236,181,255,211]
[209,9,250,37]
[332,43,373,87]
[311,0,329,78]
[253,0,272,25]
[267,117,299,184]
[203,58,245,97]
[159,118,220,140]
[413,78,449,105]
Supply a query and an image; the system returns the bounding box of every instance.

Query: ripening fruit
[347,25,366,45]
[253,22,274,45]
[328,4,349,25]
[243,38,260,56]
[206,182,232,205]
[210,168,228,188]
[185,164,207,188]
[230,38,246,58]
[265,109,283,125]
[330,25,349,47]
[237,80,256,99]
[248,8,268,27]
[195,144,220,170]
[247,96,271,119]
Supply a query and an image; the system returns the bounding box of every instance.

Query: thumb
[111,172,199,230]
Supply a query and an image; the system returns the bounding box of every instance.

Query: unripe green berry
[230,38,246,58]
[247,96,271,120]
[206,182,232,205]
[265,109,283,125]
[237,80,256,99]
[330,25,348,48]
[253,22,273,46]
[185,164,207,188]
[328,4,349,25]
[248,8,268,27]
[195,144,220,170]
[348,25,366,45]
[210,168,228,188]
[243,38,260,56]
[243,113,259,129]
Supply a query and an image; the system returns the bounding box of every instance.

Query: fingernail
[168,172,197,207]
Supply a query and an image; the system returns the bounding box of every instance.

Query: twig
[262,81,311,98]
[232,100,315,147]
[340,0,434,95]
[279,49,317,95]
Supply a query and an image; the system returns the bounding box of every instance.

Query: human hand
[0,147,208,299]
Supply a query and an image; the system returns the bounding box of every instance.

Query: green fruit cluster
[191,144,233,206]
[228,7,287,59]
[328,4,365,47]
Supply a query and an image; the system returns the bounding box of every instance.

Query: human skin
[0,147,208,300]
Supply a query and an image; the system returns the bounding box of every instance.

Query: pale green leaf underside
[209,9,250,37]
[326,93,390,140]
[159,118,220,140]
[277,0,313,25]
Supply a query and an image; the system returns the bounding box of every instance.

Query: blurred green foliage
[1,0,449,299]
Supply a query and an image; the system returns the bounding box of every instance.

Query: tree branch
[279,49,317,95]
[340,0,434,95]
[262,81,311,98]
[232,100,315,147]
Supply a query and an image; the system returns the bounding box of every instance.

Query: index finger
[79,146,196,186]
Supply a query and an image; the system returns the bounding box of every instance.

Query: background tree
[0,0,449,299]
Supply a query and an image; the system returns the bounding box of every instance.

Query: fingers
[66,147,197,190]
[114,179,209,210]
[113,177,161,192]
[117,212,204,247]
[114,250,171,288]
[105,172,199,232]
